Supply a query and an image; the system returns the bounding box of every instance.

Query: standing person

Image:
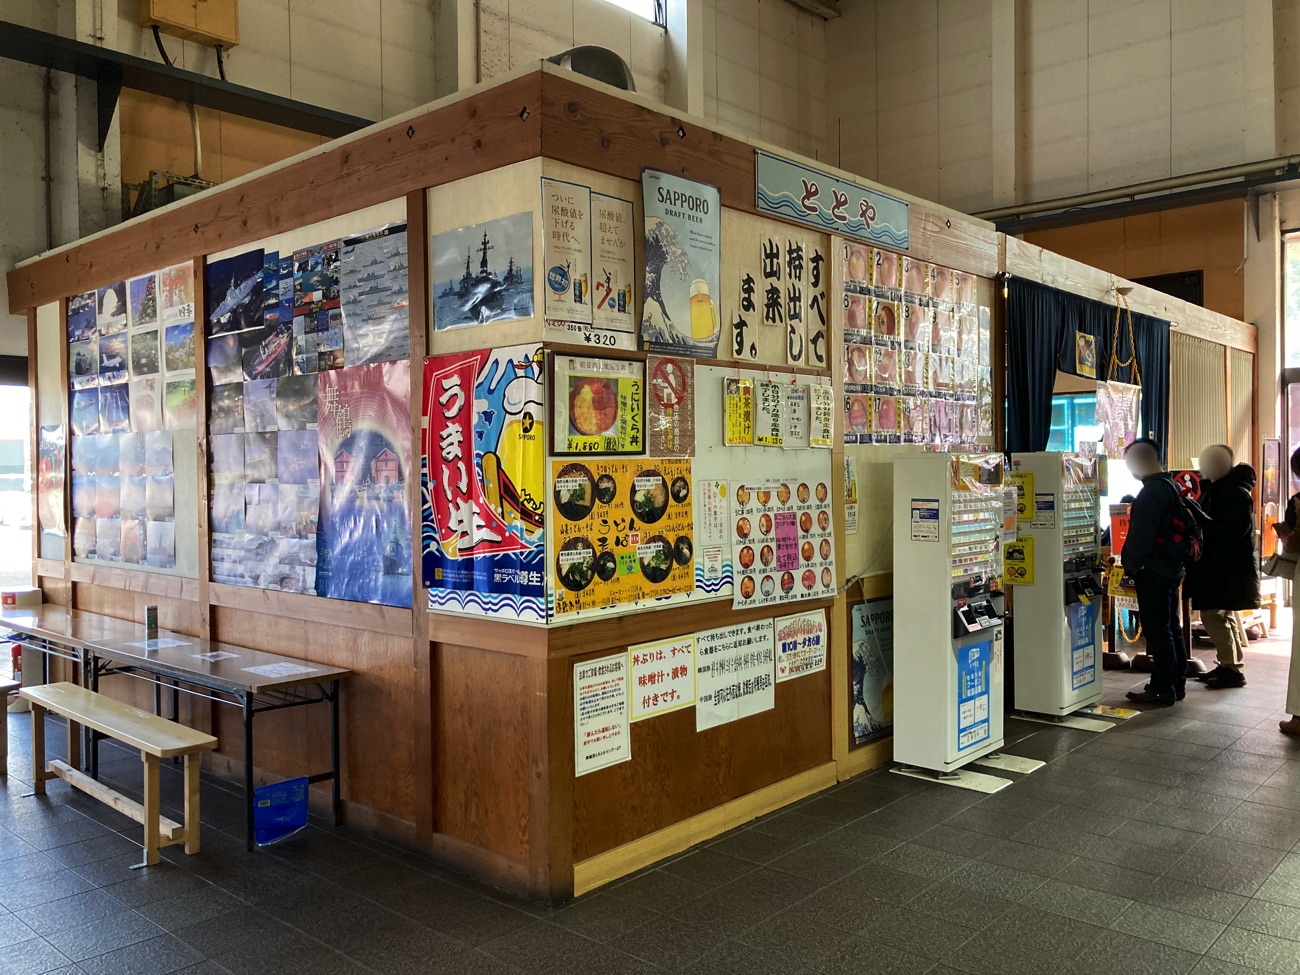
[1121,438,1188,706]
[1187,445,1259,689]
[1277,449,1300,735]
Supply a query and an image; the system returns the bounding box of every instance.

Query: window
[602,0,666,27]
[1046,394,1098,452]
[0,384,32,589]
[1287,235,1300,369]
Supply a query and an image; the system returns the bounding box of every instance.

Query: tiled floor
[4,630,1300,975]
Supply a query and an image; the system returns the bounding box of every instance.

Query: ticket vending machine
[1008,452,1103,717]
[893,453,1007,777]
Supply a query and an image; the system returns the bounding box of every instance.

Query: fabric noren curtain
[1006,277,1171,462]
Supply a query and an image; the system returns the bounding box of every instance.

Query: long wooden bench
[22,682,217,866]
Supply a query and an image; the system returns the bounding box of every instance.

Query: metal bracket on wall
[0,20,372,152]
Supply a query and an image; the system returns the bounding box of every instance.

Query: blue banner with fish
[755,150,909,251]
[422,345,547,622]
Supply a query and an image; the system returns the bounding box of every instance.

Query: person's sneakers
[1176,685,1186,700]
[1205,668,1247,689]
[1195,665,1234,683]
[1127,688,1176,706]
[1280,717,1300,736]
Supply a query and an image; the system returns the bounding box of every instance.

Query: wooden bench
[0,678,17,772]
[21,682,217,866]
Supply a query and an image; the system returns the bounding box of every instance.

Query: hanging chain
[1106,291,1141,385]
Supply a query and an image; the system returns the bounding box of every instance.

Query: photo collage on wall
[205,224,412,605]
[841,245,992,447]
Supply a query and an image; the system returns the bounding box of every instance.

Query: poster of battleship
[340,223,409,366]
[293,241,342,317]
[68,291,97,342]
[206,250,266,337]
[639,170,723,358]
[422,345,546,622]
[432,213,534,330]
[317,361,412,607]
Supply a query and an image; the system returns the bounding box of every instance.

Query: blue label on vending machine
[1068,602,1097,690]
[956,638,991,751]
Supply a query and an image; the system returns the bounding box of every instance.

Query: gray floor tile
[610,914,727,972]
[1209,925,1300,974]
[1,937,75,975]
[906,879,1018,930]
[1139,877,1250,923]
[976,838,1077,879]
[854,902,978,961]
[733,907,854,968]
[872,842,971,880]
[1021,879,1134,926]
[985,903,1108,957]
[604,868,709,912]
[946,859,1048,901]
[1232,898,1300,941]
[43,908,164,963]
[0,912,38,950]
[1111,900,1226,953]
[708,828,804,865]
[1063,928,1201,975]
[551,891,651,942]
[814,935,938,975]
[679,939,804,975]
[425,897,534,948]
[946,927,1083,975]
[766,843,863,884]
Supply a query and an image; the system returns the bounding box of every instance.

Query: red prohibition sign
[651,358,686,408]
[1172,470,1202,502]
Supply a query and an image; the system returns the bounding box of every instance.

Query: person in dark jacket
[1187,445,1259,689]
[1121,437,1187,705]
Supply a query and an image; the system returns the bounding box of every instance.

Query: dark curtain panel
[1006,278,1170,462]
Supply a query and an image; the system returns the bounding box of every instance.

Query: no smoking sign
[647,355,695,457]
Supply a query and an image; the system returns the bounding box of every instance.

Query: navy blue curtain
[1006,278,1170,463]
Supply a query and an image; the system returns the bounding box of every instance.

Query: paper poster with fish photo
[206,249,266,337]
[317,361,412,607]
[432,213,534,330]
[423,345,546,622]
[639,169,722,358]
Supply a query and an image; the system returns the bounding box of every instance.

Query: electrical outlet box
[139,0,239,49]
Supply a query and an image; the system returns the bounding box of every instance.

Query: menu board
[551,458,694,616]
[730,479,835,609]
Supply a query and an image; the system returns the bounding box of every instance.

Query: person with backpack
[1121,438,1191,706]
[1186,445,1258,689]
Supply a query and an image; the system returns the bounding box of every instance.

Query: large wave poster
[316,362,412,607]
[640,170,722,358]
[422,345,546,622]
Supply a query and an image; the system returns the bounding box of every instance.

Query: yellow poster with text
[1004,534,1035,585]
[1008,471,1034,524]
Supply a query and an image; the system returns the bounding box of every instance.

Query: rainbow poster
[316,361,412,607]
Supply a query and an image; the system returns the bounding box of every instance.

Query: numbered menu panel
[731,479,835,609]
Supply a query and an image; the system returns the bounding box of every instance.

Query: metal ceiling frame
[0,20,372,150]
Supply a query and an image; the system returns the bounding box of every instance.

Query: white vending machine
[1008,452,1103,718]
[893,453,1007,776]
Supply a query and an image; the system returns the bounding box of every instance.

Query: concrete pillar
[1245,193,1282,442]
[989,0,1021,208]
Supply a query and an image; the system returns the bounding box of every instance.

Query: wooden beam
[67,563,200,600]
[209,582,412,637]
[7,72,544,312]
[47,759,186,840]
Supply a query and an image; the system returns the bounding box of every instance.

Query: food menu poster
[552,355,645,455]
[730,479,835,609]
[551,458,694,616]
[574,653,630,776]
[695,618,776,731]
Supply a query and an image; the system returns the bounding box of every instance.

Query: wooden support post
[141,754,160,866]
[183,752,201,855]
[31,702,46,794]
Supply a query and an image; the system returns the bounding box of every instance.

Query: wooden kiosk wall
[9,65,1118,904]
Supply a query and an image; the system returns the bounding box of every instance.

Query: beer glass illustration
[689,279,719,340]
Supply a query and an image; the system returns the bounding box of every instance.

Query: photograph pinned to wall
[722,377,754,446]
[209,383,245,435]
[872,396,900,444]
[873,346,898,393]
[903,257,929,299]
[844,393,871,445]
[874,299,899,347]
[128,274,158,330]
[37,425,66,537]
[95,475,120,520]
[73,517,95,558]
[423,345,546,622]
[292,241,342,318]
[263,253,282,322]
[68,291,97,342]
[120,519,146,565]
[207,334,242,385]
[120,432,147,477]
[97,282,128,335]
[144,430,172,474]
[243,320,293,381]
[159,263,195,325]
[146,521,176,568]
[1075,331,1097,379]
[552,355,645,456]
[98,334,127,385]
[646,355,695,458]
[550,458,694,617]
[206,249,266,336]
[211,480,245,535]
[640,169,722,358]
[432,212,534,330]
[99,383,130,434]
[146,474,174,521]
[210,433,244,477]
[95,517,121,561]
[163,377,197,430]
[164,322,196,373]
[845,293,870,341]
[851,598,894,746]
[243,378,278,433]
[276,374,318,431]
[340,223,410,367]
[317,361,412,607]
[902,303,930,352]
[541,178,593,325]
[69,338,98,389]
[277,430,317,484]
[901,396,928,444]
[130,330,160,377]
[119,475,146,521]
[244,431,277,483]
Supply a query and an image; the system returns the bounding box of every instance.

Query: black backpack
[1156,487,1208,566]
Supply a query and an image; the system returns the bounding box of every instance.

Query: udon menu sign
[551,458,694,616]
[730,478,836,610]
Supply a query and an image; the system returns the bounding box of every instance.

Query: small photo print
[243,321,293,381]
[120,519,146,565]
[164,378,198,430]
[130,330,161,377]
[211,480,246,534]
[207,334,243,386]
[146,520,176,568]
[119,432,147,477]
[243,378,278,433]
[99,334,128,385]
[146,475,175,521]
[86,434,120,475]
[275,374,318,430]
[95,517,122,561]
[210,434,245,477]
[97,282,128,335]
[144,430,173,473]
[99,384,131,434]
[68,291,97,342]
[71,388,101,437]
[244,431,277,483]
[244,483,279,536]
[120,476,147,520]
[70,339,99,389]
[277,429,317,484]
[164,321,196,372]
[128,274,158,330]
[73,516,96,558]
[210,383,246,436]
[72,476,96,519]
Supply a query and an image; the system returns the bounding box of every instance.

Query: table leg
[30,702,45,795]
[330,679,341,826]
[243,694,254,852]
[138,754,160,868]
[89,658,101,781]
[183,752,201,855]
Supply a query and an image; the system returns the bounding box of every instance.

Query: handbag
[1263,551,1298,579]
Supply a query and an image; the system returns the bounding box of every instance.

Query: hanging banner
[423,346,546,622]
[850,598,894,746]
[551,458,694,616]
[1096,380,1140,457]
[629,634,696,721]
[646,355,696,457]
[755,150,909,249]
[640,169,722,358]
[774,609,827,681]
[574,653,630,776]
[695,618,776,731]
[541,178,593,325]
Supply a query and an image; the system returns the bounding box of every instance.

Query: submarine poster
[422,345,547,623]
[431,212,534,330]
[639,169,722,359]
[316,361,412,607]
[550,457,694,617]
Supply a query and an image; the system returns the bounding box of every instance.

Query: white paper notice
[124,638,191,650]
[541,177,593,325]
[698,479,730,547]
[629,635,696,721]
[774,609,827,682]
[844,502,859,535]
[574,653,631,776]
[808,384,834,448]
[242,662,317,678]
[695,619,776,731]
[910,498,940,542]
[192,650,239,662]
[1031,493,1056,529]
[782,384,810,448]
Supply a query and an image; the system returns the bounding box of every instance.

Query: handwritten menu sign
[723,377,754,445]
[629,634,696,720]
[809,384,834,447]
[754,380,784,447]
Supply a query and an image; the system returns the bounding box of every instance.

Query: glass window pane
[1286,236,1300,369]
